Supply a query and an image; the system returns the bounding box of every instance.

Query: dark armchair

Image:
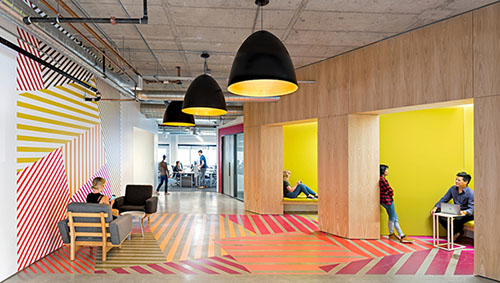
[114,185,158,217]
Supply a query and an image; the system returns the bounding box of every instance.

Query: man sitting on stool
[430,172,474,242]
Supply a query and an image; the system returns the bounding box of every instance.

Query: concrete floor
[4,192,496,283]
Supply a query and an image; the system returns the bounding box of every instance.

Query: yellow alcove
[380,105,474,236]
[283,121,318,193]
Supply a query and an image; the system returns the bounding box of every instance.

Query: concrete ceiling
[36,0,497,88]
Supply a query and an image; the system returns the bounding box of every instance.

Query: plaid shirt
[379,176,394,205]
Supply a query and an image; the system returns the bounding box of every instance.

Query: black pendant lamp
[162,101,195,127]
[227,0,298,97]
[182,52,227,116]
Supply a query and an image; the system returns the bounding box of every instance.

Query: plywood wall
[472,4,500,281]
[244,3,500,278]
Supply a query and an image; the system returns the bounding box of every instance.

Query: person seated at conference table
[173,161,184,173]
[283,170,318,199]
[172,161,184,179]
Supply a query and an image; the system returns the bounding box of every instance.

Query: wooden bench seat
[282,195,318,212]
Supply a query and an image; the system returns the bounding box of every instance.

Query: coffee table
[120,211,146,237]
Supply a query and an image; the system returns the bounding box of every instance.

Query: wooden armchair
[58,203,132,261]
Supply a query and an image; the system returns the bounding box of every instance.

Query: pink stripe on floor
[211,257,251,273]
[366,253,403,274]
[273,215,296,232]
[454,250,474,275]
[261,215,284,233]
[396,249,432,275]
[130,266,152,274]
[425,249,453,275]
[198,258,240,274]
[319,263,338,273]
[182,260,219,274]
[94,270,106,274]
[147,263,175,274]
[164,262,196,274]
[336,258,373,274]
[228,215,240,227]
[251,215,270,234]
[294,215,318,231]
[239,215,256,234]
[112,268,129,274]
[282,214,310,233]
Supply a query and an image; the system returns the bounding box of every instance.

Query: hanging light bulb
[162,101,195,127]
[182,52,227,116]
[227,0,298,97]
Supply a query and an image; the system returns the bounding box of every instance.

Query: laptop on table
[440,203,461,215]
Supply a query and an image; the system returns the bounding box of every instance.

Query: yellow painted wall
[283,121,318,193]
[380,106,474,236]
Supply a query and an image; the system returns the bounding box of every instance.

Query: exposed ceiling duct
[0,0,136,98]
[138,90,279,102]
[23,0,148,25]
[141,103,242,119]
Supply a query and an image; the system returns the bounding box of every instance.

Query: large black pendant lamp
[162,101,195,127]
[227,0,298,97]
[182,52,227,116]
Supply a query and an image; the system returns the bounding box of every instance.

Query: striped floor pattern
[94,226,167,269]
[216,232,368,274]
[95,255,251,275]
[149,213,256,262]
[223,214,320,235]
[17,213,474,276]
[21,246,95,274]
[320,245,474,275]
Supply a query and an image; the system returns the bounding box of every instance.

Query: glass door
[235,133,244,200]
[222,135,234,196]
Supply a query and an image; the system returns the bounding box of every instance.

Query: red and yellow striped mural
[16,149,70,271]
[14,27,118,272]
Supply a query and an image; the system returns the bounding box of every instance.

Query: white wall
[0,29,21,281]
[133,127,155,184]
[120,102,157,192]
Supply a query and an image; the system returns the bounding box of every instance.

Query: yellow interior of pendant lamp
[228,79,298,97]
[162,122,195,127]
[182,107,227,116]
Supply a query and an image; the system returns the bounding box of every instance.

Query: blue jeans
[157,175,168,193]
[381,202,404,237]
[285,183,316,198]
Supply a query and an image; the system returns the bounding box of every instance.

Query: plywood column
[474,96,500,280]
[243,124,283,214]
[318,114,379,239]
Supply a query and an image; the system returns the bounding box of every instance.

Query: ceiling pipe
[23,0,148,25]
[39,0,142,77]
[138,91,280,102]
[141,103,243,118]
[0,35,97,92]
[143,75,316,85]
[0,0,136,98]
[37,0,135,84]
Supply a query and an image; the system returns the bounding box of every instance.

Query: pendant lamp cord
[260,5,263,30]
[203,58,207,74]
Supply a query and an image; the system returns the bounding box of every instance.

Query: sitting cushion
[119,204,146,212]
[464,220,474,229]
[283,194,318,202]
[124,185,153,205]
